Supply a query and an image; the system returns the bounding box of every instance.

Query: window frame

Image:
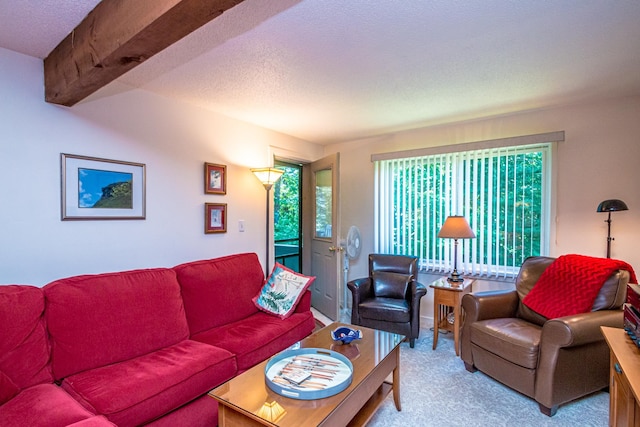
[373,132,562,278]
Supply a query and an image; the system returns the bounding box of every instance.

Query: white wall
[0,47,323,286]
[328,96,640,324]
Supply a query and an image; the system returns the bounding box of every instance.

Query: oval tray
[265,347,353,400]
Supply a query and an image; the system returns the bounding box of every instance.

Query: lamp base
[447,271,464,283]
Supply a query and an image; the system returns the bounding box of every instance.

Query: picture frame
[61,153,146,220]
[205,203,227,233]
[205,163,227,194]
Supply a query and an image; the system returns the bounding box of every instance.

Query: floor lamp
[437,216,476,283]
[596,199,628,258]
[251,167,284,277]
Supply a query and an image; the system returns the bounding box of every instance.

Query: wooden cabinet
[602,327,640,427]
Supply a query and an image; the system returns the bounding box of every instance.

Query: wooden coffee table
[209,322,403,426]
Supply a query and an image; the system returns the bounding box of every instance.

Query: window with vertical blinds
[374,134,559,278]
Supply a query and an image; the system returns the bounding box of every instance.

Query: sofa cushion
[470,318,542,369]
[371,271,411,299]
[0,371,19,405]
[253,263,315,319]
[0,383,96,427]
[67,416,118,427]
[174,253,266,335]
[44,268,190,380]
[192,310,315,372]
[142,394,217,427]
[0,285,53,389]
[61,340,236,427]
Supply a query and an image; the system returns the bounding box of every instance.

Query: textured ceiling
[2,0,640,144]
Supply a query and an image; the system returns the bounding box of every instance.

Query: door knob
[329,246,344,252]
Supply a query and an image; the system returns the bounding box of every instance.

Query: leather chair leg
[464,362,477,373]
[539,403,557,417]
[409,338,415,348]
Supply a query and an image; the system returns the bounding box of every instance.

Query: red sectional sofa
[0,253,315,426]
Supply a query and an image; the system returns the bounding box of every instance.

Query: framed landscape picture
[205,203,227,233]
[61,153,146,220]
[205,163,226,194]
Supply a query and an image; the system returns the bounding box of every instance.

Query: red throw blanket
[522,254,637,319]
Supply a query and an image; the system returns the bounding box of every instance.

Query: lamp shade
[251,167,284,188]
[596,199,628,212]
[437,216,476,239]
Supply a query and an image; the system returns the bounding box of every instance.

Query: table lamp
[437,216,476,282]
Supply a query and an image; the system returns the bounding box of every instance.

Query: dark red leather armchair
[347,254,427,347]
[460,256,630,416]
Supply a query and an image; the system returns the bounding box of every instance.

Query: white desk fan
[341,226,362,318]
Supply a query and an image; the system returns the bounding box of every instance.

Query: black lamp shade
[596,199,628,212]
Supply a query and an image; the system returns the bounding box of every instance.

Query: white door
[304,153,340,320]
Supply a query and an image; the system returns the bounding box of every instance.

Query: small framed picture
[61,153,146,220]
[205,203,227,233]
[205,163,226,195]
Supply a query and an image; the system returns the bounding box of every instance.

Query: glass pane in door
[314,168,332,239]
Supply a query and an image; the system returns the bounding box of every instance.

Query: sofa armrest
[294,290,312,314]
[460,290,519,367]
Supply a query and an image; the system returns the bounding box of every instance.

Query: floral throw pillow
[253,263,315,319]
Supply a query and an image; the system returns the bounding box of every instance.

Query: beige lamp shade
[251,167,284,189]
[437,216,476,239]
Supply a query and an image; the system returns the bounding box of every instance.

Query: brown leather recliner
[460,256,630,416]
[347,254,427,348]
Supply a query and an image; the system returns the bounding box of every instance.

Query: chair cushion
[0,384,96,427]
[359,297,410,323]
[372,271,411,299]
[253,263,315,319]
[60,340,236,427]
[470,318,541,369]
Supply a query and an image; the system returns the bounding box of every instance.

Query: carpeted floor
[366,331,609,427]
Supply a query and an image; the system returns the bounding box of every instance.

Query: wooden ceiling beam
[44,0,245,106]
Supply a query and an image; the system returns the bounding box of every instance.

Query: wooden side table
[601,326,640,427]
[430,277,474,356]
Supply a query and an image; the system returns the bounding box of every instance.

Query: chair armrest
[410,281,427,300]
[347,278,373,324]
[347,277,373,299]
[460,290,518,367]
[541,309,624,348]
[535,309,623,409]
[461,289,519,322]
